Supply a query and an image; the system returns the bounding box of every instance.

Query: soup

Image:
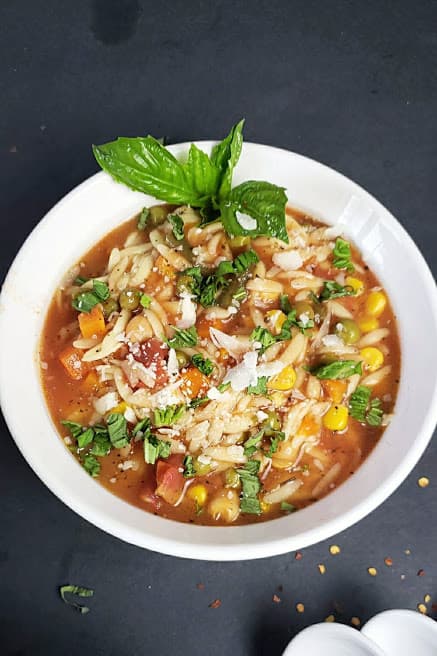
[40,205,400,526]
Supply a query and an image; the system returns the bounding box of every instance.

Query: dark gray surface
[0,1,436,654]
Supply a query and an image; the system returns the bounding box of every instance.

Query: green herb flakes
[349,386,383,426]
[191,354,214,376]
[168,213,185,240]
[167,326,198,349]
[59,585,94,614]
[312,360,362,380]
[106,413,129,449]
[333,238,354,273]
[153,404,186,427]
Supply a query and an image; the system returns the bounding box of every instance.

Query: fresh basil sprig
[93,121,288,242]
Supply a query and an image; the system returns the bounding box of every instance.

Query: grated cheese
[272,250,303,271]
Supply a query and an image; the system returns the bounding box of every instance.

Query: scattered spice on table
[59,584,94,614]
[367,567,377,577]
[384,557,393,567]
[296,603,305,613]
[272,594,281,603]
[329,545,341,556]
[417,569,425,577]
[295,551,303,560]
[404,549,411,555]
[418,476,430,488]
[196,583,205,590]
[209,599,222,609]
[424,594,431,603]
[417,603,427,614]
[351,617,361,627]
[325,615,335,623]
[318,564,326,574]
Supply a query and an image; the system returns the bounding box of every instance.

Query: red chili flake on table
[384,557,393,567]
[417,569,425,577]
[209,599,222,609]
[272,594,281,603]
[295,551,303,560]
[196,583,205,590]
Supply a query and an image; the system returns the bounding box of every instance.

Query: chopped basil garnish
[250,326,277,354]
[247,376,268,395]
[191,354,214,376]
[349,386,383,426]
[61,420,84,439]
[106,413,129,449]
[73,275,88,286]
[59,585,94,614]
[144,435,171,464]
[167,326,198,349]
[77,427,94,449]
[153,404,186,427]
[168,213,184,240]
[319,281,355,301]
[183,454,196,478]
[138,207,150,230]
[82,454,100,477]
[333,238,354,273]
[237,460,261,515]
[72,280,110,313]
[280,501,296,513]
[312,360,362,380]
[132,417,151,437]
[140,293,152,308]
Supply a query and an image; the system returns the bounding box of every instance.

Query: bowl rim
[1,140,437,561]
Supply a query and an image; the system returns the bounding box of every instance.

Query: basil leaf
[237,468,261,498]
[190,396,209,408]
[140,294,152,308]
[167,326,198,348]
[250,326,276,354]
[247,376,268,396]
[132,417,151,437]
[280,294,293,314]
[138,207,150,230]
[191,354,214,376]
[312,360,363,380]
[77,427,94,449]
[349,385,371,422]
[366,398,383,426]
[243,429,264,456]
[183,454,196,478]
[106,413,129,448]
[153,404,186,427]
[168,213,185,241]
[73,275,88,286]
[93,136,205,205]
[233,249,259,273]
[280,501,296,513]
[319,281,355,301]
[82,454,100,477]
[210,119,244,200]
[72,291,100,313]
[92,280,110,301]
[144,435,171,464]
[59,585,94,614]
[61,420,84,439]
[184,143,219,199]
[232,286,247,303]
[240,497,261,514]
[220,180,288,242]
[333,238,354,273]
[89,432,111,456]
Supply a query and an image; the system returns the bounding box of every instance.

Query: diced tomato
[155,454,185,505]
[196,317,224,339]
[130,337,169,391]
[139,466,161,511]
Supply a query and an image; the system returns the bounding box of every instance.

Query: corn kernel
[111,401,127,414]
[266,309,287,333]
[268,365,296,391]
[187,484,208,507]
[358,316,379,333]
[260,500,271,513]
[366,291,387,317]
[345,276,364,295]
[323,404,349,431]
[360,347,384,372]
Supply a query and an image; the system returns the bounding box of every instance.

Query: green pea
[193,457,211,477]
[263,410,281,436]
[119,288,141,311]
[175,350,189,368]
[294,301,315,320]
[224,468,240,488]
[101,297,120,319]
[148,205,168,227]
[336,318,361,345]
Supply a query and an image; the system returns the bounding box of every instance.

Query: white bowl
[1,142,436,560]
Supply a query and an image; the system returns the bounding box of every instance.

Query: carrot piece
[59,345,87,380]
[155,255,176,280]
[298,414,319,437]
[196,317,224,339]
[81,370,99,393]
[78,305,106,339]
[323,379,347,404]
[180,365,209,400]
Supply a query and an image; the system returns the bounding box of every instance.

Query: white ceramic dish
[1,142,437,560]
[282,609,437,655]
